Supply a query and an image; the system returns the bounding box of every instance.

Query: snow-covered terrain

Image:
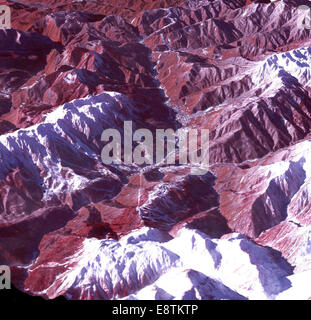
[1,0,311,300]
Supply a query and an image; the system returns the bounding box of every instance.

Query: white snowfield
[1,58,311,298]
[254,47,311,95]
[35,226,311,300]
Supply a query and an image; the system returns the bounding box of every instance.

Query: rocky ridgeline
[1,0,311,300]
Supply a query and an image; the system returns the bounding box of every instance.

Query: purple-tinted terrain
[1,0,311,300]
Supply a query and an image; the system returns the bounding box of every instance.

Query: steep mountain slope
[1,0,311,300]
